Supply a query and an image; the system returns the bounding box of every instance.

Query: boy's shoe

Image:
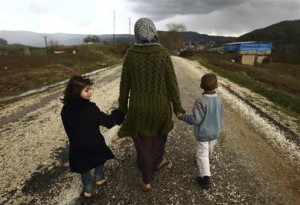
[197,176,204,188]
[202,176,211,189]
[83,191,92,198]
[197,176,210,190]
[96,178,107,187]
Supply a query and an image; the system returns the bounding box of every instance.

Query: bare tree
[160,23,186,52]
[49,39,60,48]
[83,35,101,44]
[166,23,186,32]
[48,39,61,53]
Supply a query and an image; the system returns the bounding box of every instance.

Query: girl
[61,75,123,198]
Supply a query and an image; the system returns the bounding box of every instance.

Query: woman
[118,18,185,190]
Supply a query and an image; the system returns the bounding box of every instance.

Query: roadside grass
[185,52,300,117]
[0,44,127,98]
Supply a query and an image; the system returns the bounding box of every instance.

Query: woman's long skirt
[133,134,167,184]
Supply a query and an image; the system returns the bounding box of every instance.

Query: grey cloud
[128,0,298,36]
[128,0,247,20]
[28,2,49,14]
[248,0,297,9]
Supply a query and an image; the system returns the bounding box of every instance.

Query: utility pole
[128,17,131,44]
[113,10,115,45]
[43,36,48,54]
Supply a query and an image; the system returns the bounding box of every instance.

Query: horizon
[0,29,239,38]
[1,18,299,39]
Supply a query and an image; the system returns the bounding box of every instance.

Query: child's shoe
[96,178,107,187]
[197,176,210,190]
[202,176,210,189]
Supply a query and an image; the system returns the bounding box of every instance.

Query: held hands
[176,112,183,120]
[111,109,125,125]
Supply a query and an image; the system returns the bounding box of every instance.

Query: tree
[160,23,186,51]
[47,39,61,54]
[83,35,100,44]
[49,39,60,49]
[0,38,7,45]
[166,23,186,32]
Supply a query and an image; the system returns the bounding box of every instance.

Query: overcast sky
[0,0,299,37]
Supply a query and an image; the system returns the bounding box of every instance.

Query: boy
[177,73,224,189]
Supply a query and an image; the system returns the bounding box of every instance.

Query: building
[224,41,272,54]
[224,41,272,65]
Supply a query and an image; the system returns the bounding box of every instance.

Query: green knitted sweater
[118,45,185,137]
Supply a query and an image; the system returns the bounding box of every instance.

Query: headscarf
[134,18,160,46]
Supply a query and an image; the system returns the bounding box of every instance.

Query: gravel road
[0,57,299,205]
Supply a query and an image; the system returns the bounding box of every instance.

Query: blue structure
[224,41,272,54]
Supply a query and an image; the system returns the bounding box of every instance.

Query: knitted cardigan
[118,45,185,137]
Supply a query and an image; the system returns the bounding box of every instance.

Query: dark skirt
[133,134,167,184]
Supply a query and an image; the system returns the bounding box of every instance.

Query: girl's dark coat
[61,99,120,173]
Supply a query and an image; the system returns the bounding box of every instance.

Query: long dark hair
[61,75,93,104]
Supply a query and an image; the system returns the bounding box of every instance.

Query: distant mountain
[0,30,135,47]
[237,20,300,53]
[157,30,235,45]
[3,19,298,52]
[0,30,235,48]
[183,31,235,43]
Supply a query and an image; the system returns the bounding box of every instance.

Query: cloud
[28,2,49,14]
[0,0,298,36]
[128,0,247,20]
[128,0,299,36]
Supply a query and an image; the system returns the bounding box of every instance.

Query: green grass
[199,58,300,115]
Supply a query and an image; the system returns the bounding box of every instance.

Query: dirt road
[0,57,299,205]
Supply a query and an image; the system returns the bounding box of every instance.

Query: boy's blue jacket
[182,93,224,142]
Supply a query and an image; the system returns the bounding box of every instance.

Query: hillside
[156,31,235,44]
[0,30,235,47]
[183,31,235,43]
[237,20,300,54]
[1,20,299,52]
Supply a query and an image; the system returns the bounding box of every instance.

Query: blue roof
[224,42,272,52]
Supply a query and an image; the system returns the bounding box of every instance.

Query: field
[0,44,127,99]
[184,51,300,117]
[1,45,300,118]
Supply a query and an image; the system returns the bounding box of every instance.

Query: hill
[237,20,300,54]
[0,30,234,47]
[1,20,299,53]
[0,30,139,47]
[183,31,235,43]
